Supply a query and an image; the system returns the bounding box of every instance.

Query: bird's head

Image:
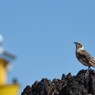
[74,42,84,52]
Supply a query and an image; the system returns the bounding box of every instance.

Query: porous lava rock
[21,69,95,95]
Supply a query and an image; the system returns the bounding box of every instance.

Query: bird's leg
[85,66,90,78]
[87,66,91,70]
[86,66,90,74]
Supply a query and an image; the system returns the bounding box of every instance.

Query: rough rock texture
[21,69,95,95]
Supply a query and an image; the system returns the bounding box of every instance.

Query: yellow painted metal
[0,58,8,85]
[0,84,20,95]
[0,57,20,95]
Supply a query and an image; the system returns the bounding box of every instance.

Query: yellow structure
[0,35,20,95]
[0,84,19,95]
[0,59,7,85]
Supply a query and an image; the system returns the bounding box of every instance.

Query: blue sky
[0,0,95,94]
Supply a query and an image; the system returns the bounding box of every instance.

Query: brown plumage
[74,42,95,69]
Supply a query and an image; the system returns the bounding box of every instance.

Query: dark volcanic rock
[21,69,95,95]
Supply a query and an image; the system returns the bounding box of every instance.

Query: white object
[0,34,4,44]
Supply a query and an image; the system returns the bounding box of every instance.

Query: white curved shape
[7,63,13,72]
[0,47,4,54]
[0,34,4,44]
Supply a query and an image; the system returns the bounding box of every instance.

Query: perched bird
[74,42,95,69]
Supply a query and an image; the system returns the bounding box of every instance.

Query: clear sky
[0,0,95,94]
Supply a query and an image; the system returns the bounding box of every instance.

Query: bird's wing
[79,50,95,67]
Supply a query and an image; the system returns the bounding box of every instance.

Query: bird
[74,42,95,70]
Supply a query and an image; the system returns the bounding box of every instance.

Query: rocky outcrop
[21,69,95,95]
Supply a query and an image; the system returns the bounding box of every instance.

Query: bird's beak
[74,42,78,44]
